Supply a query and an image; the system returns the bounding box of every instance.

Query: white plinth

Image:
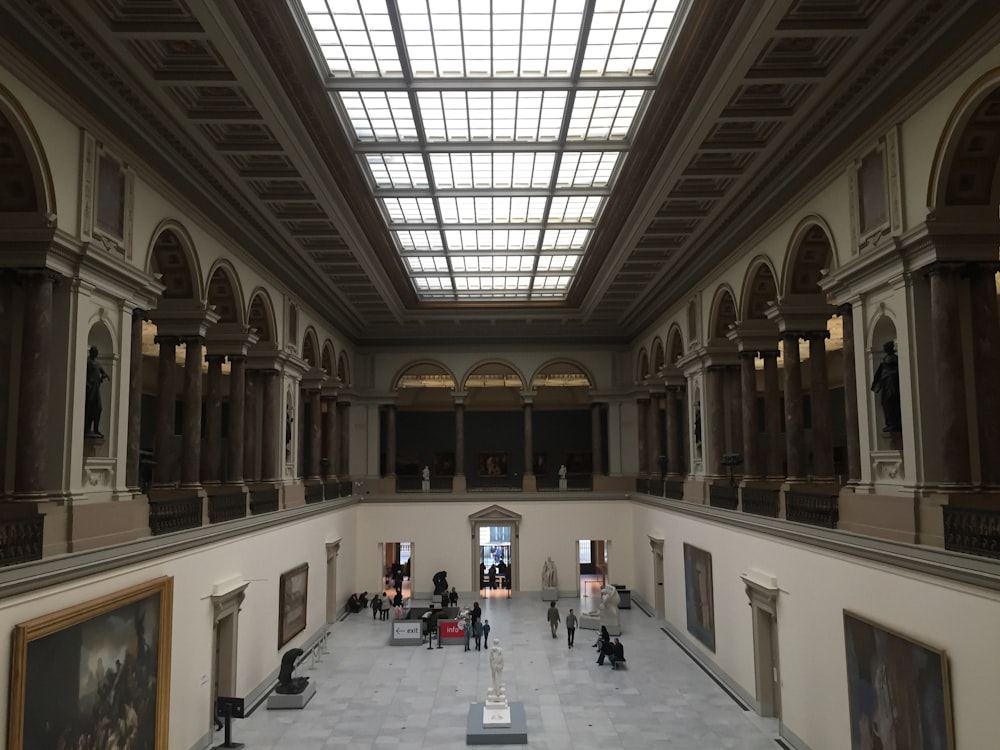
[483,702,512,727]
[541,587,558,601]
[558,479,567,490]
[421,480,430,492]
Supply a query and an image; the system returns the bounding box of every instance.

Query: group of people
[347,592,369,613]
[545,602,625,667]
[462,601,489,651]
[369,592,393,620]
[480,560,511,590]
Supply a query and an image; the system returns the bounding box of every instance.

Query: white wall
[631,502,1000,750]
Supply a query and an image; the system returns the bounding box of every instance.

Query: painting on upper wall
[533,452,548,475]
[477,451,508,477]
[7,577,174,750]
[434,452,455,477]
[843,611,954,750]
[278,563,309,648]
[565,452,592,474]
[683,543,715,652]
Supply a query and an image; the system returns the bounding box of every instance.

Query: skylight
[294,0,679,302]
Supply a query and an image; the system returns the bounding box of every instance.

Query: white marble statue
[489,638,505,700]
[558,464,567,479]
[541,556,558,589]
[422,465,430,481]
[588,584,620,617]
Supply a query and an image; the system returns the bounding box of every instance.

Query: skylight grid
[438,196,548,224]
[294,0,679,302]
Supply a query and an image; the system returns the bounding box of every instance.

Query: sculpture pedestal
[578,612,621,636]
[422,480,430,492]
[483,697,511,728]
[467,702,527,745]
[266,681,316,709]
[558,478,567,490]
[541,587,558,601]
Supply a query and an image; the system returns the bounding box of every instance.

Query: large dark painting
[477,451,508,477]
[683,543,715,652]
[278,563,309,648]
[433,452,455,477]
[843,611,954,750]
[8,577,174,750]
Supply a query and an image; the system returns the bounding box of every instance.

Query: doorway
[577,538,610,602]
[209,581,247,735]
[478,524,512,597]
[742,572,781,719]
[381,541,413,600]
[649,536,665,619]
[326,539,341,624]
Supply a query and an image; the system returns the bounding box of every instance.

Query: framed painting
[565,452,592,474]
[8,576,173,750]
[433,451,455,477]
[843,611,954,750]
[683,543,715,651]
[477,451,508,477]
[278,563,309,648]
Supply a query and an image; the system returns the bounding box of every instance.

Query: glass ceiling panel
[295,0,679,302]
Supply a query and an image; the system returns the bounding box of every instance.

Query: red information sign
[439,620,465,640]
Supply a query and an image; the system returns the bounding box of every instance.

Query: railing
[207,492,247,524]
[395,476,421,492]
[943,505,1000,559]
[663,480,684,500]
[742,487,780,518]
[430,476,453,492]
[149,496,203,536]
[786,491,839,529]
[709,485,739,511]
[304,484,325,504]
[0,515,44,567]
[250,488,280,515]
[646,479,665,497]
[566,474,594,491]
[634,477,649,494]
[338,480,353,498]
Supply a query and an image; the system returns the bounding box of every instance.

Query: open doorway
[577,539,610,603]
[478,525,512,597]
[649,537,665,619]
[380,541,413,602]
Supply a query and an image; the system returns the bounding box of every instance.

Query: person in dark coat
[595,625,611,664]
[609,638,626,669]
[473,618,484,651]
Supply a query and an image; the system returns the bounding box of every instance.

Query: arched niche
[782,221,835,298]
[930,78,1000,209]
[206,262,245,325]
[393,361,456,409]
[337,352,350,388]
[247,290,276,343]
[463,361,524,410]
[148,224,201,301]
[322,341,336,378]
[708,285,738,340]
[665,325,684,369]
[85,321,116,454]
[742,259,779,321]
[0,85,56,226]
[650,337,665,374]
[301,327,319,368]
[530,360,593,409]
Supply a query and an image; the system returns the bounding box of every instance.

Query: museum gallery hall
[0,1,998,749]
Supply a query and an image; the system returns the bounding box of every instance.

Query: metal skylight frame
[293,0,679,302]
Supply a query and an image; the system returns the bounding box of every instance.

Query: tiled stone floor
[216,593,782,749]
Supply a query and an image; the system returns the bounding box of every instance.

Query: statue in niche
[694,404,702,447]
[275,648,309,694]
[432,570,449,596]
[871,340,902,433]
[84,346,110,438]
[541,556,558,589]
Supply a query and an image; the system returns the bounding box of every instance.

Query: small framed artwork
[278,563,309,648]
[843,611,954,750]
[433,452,455,477]
[477,451,508,477]
[683,543,715,651]
[7,577,174,749]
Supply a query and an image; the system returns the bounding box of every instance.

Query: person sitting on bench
[608,638,626,669]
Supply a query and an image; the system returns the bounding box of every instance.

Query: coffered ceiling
[2,0,998,346]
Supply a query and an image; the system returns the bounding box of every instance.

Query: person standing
[473,617,484,651]
[565,608,578,648]
[371,593,381,620]
[546,601,561,639]
[463,615,473,652]
[483,618,491,644]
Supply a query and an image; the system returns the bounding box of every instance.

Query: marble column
[783,333,806,480]
[591,402,604,476]
[260,370,280,482]
[968,265,1000,486]
[838,305,862,483]
[523,401,534,477]
[180,336,204,488]
[13,271,54,496]
[665,388,682,478]
[243,370,258,482]
[308,388,322,480]
[227,355,245,484]
[727,366,743,457]
[322,395,337,479]
[125,308,144,490]
[152,335,178,487]
[761,350,782,479]
[454,402,465,477]
[636,398,649,475]
[384,403,396,478]
[739,352,760,479]
[648,393,663,477]
[929,265,970,485]
[808,331,833,480]
[706,366,726,475]
[338,401,350,477]
[201,354,225,484]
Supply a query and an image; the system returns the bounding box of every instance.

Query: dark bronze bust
[275,648,309,695]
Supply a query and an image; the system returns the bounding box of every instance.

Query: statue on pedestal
[541,556,558,589]
[422,465,430,481]
[588,584,620,618]
[275,648,309,695]
[84,346,110,438]
[558,464,567,479]
[432,570,449,596]
[488,638,505,702]
[871,340,902,433]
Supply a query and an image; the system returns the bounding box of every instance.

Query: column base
[453,474,467,492]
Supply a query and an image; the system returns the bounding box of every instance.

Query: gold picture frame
[8,576,174,749]
[278,563,309,648]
